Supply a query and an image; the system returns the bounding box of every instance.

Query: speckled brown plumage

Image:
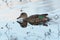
[17,13,50,28]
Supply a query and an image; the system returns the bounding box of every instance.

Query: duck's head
[17,12,28,28]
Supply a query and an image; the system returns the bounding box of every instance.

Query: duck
[17,12,50,28]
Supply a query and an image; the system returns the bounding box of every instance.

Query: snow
[0,0,60,40]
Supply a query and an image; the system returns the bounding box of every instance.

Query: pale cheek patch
[17,18,24,23]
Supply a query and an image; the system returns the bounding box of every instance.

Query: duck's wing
[41,14,48,17]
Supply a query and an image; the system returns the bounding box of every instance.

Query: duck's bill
[17,20,27,28]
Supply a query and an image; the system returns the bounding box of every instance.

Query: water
[0,0,60,40]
